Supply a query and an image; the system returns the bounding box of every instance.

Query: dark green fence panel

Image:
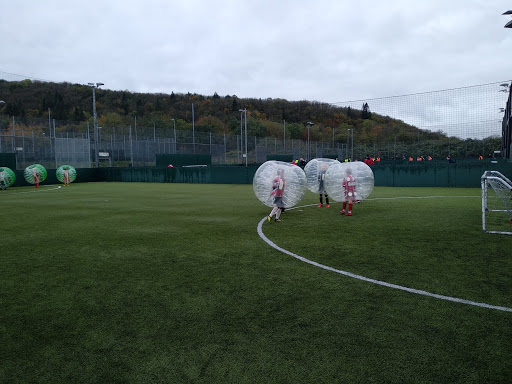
[372,161,512,188]
[7,162,509,187]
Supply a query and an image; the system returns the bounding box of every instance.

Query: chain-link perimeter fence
[0,73,510,169]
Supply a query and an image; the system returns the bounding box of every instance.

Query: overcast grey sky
[1,0,511,104]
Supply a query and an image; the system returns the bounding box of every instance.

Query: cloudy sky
[1,0,511,104]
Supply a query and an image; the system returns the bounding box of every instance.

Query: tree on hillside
[361,102,372,119]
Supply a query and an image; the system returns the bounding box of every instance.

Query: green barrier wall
[97,166,258,184]
[94,162,511,187]
[5,162,512,187]
[373,161,512,187]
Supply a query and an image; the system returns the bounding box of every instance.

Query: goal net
[481,171,512,235]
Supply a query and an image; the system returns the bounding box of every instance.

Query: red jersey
[272,177,285,197]
[343,175,356,199]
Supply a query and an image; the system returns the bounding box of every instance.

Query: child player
[32,167,40,189]
[63,168,70,186]
[340,168,356,216]
[318,162,330,208]
[267,168,285,223]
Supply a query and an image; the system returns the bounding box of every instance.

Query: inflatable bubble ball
[253,160,307,208]
[324,161,374,202]
[24,164,47,185]
[304,158,341,194]
[0,166,16,189]
[56,165,77,184]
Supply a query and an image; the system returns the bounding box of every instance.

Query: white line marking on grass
[1,185,61,195]
[366,195,479,201]
[258,195,512,313]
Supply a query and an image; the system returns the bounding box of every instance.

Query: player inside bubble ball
[267,168,285,223]
[32,167,40,189]
[63,169,70,186]
[318,162,330,208]
[340,168,356,216]
[0,171,7,190]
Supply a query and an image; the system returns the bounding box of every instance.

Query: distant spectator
[364,154,374,165]
[478,154,483,160]
[299,158,306,167]
[447,156,455,163]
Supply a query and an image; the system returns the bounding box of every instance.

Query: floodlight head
[97,83,104,87]
[505,20,512,28]
[0,100,5,105]
[500,83,509,87]
[502,10,512,15]
[307,121,314,126]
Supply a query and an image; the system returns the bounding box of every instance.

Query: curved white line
[258,196,512,313]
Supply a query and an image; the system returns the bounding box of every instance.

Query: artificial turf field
[1,182,511,384]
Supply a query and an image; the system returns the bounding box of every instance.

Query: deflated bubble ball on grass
[56,165,77,184]
[304,158,340,194]
[253,160,307,208]
[324,161,374,202]
[24,164,47,184]
[0,167,16,187]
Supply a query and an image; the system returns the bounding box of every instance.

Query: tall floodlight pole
[347,129,351,161]
[307,122,314,161]
[171,118,176,153]
[240,110,243,164]
[244,109,248,166]
[192,103,195,153]
[0,102,4,144]
[283,119,286,150]
[88,82,104,167]
[351,129,354,160]
[239,109,248,166]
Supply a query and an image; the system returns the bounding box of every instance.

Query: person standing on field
[340,168,356,216]
[318,162,330,208]
[267,168,285,222]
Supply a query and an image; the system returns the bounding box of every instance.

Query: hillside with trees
[0,79,501,159]
[0,79,445,141]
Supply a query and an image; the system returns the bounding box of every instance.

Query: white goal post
[481,171,512,235]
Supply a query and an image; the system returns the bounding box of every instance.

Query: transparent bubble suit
[304,158,341,194]
[324,161,374,202]
[253,160,307,208]
[24,164,47,184]
[0,167,16,187]
[56,165,77,183]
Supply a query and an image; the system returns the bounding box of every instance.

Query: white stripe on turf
[257,195,512,313]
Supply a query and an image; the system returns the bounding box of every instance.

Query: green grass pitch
[1,182,511,383]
